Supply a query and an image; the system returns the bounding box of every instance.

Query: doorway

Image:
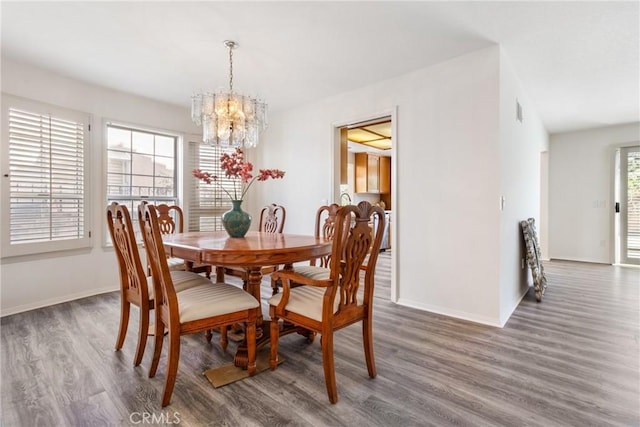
[615,145,640,265]
[334,111,397,302]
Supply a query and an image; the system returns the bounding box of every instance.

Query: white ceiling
[1,1,638,134]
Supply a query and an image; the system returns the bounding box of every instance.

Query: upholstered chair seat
[146,270,211,299]
[288,265,330,282]
[166,256,188,271]
[268,284,339,322]
[175,284,259,323]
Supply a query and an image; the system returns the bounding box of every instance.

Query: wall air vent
[516,99,523,123]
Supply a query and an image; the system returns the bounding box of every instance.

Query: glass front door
[618,146,640,265]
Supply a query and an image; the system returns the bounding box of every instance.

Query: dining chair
[221,203,286,293]
[106,202,211,368]
[154,203,212,279]
[272,203,341,290]
[139,202,260,407]
[268,201,385,404]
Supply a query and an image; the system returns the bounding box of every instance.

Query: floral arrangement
[193,148,285,201]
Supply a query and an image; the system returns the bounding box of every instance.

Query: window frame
[104,120,182,245]
[1,94,92,258]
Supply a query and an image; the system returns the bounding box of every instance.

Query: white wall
[498,49,549,325]
[1,47,548,327]
[540,151,550,260]
[0,58,197,316]
[549,122,640,263]
[259,46,508,325]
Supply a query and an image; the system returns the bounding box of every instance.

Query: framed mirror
[520,218,547,302]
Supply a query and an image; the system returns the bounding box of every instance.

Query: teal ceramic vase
[222,200,252,238]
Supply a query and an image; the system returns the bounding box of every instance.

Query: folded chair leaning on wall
[106,202,211,368]
[268,201,385,404]
[138,202,260,407]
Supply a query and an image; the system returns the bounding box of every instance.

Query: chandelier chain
[228,44,234,93]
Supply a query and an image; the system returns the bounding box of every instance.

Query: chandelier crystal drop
[191,40,267,148]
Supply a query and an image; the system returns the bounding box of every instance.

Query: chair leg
[215,266,225,283]
[269,318,279,370]
[115,299,130,351]
[205,329,213,342]
[321,331,338,404]
[270,275,280,296]
[246,321,257,376]
[161,326,181,407]
[219,325,228,350]
[148,316,164,378]
[362,317,377,378]
[133,304,149,367]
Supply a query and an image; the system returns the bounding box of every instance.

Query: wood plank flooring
[2,253,638,426]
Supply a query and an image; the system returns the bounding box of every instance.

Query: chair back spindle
[312,203,341,268]
[331,202,384,310]
[138,203,179,320]
[259,203,286,234]
[150,202,211,278]
[107,203,149,303]
[155,203,184,235]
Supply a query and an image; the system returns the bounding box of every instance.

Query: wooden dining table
[162,230,332,367]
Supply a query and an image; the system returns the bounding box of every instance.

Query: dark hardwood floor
[2,253,639,426]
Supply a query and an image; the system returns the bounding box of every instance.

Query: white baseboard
[615,263,640,269]
[1,286,118,317]
[499,286,530,327]
[395,298,503,328]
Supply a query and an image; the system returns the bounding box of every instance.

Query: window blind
[2,100,91,257]
[187,141,234,231]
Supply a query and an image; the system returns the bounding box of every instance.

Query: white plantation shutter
[187,141,234,231]
[1,95,91,257]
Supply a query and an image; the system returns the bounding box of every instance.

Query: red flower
[257,169,286,181]
[193,148,285,201]
[192,169,215,184]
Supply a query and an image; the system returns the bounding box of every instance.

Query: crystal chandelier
[191,40,267,148]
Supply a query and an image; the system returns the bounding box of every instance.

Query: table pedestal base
[234,321,315,368]
[212,265,316,369]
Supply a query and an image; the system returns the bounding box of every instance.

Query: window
[1,95,91,257]
[187,140,234,231]
[106,123,179,241]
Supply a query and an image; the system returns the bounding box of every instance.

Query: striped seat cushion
[176,283,259,323]
[146,270,211,300]
[291,265,331,281]
[268,285,339,322]
[166,257,186,271]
